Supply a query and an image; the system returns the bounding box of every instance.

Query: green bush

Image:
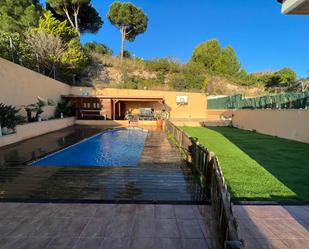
[0,103,25,130]
[169,73,205,90]
[83,42,113,56]
[121,75,161,89]
[144,58,181,74]
[55,100,74,118]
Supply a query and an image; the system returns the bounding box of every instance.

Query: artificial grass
[182,126,309,202]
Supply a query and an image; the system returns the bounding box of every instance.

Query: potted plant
[0,103,25,135]
[23,97,54,122]
[55,100,73,118]
[156,113,163,128]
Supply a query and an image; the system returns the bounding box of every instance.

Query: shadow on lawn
[207,127,309,202]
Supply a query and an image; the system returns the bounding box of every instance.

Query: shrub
[144,58,181,74]
[0,103,25,131]
[55,100,74,118]
[23,97,54,122]
[83,42,113,56]
[169,73,205,90]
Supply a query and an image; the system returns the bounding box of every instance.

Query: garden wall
[0,117,75,148]
[0,58,71,118]
[232,109,309,143]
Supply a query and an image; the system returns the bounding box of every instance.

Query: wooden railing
[165,120,244,249]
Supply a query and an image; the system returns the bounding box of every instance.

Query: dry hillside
[86,55,265,97]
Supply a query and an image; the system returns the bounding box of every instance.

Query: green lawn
[182,127,309,202]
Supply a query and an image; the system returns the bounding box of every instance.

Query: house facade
[278,0,309,14]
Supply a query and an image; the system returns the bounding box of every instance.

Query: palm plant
[0,103,25,132]
[23,97,54,122]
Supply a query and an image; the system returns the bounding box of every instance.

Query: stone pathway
[234,205,309,249]
[0,203,219,249]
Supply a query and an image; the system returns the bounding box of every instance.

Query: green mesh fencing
[208,92,309,109]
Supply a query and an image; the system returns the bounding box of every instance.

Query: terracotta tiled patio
[0,203,220,249]
[234,205,309,249]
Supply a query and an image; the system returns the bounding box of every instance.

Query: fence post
[164,121,244,249]
[205,152,215,198]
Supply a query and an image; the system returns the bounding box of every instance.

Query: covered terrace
[62,95,166,121]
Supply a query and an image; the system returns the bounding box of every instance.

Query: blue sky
[42,0,309,77]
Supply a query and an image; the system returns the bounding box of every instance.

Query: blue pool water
[32,128,148,167]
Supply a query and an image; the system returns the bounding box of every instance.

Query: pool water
[32,128,148,167]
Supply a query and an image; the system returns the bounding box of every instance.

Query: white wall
[0,117,75,148]
[0,58,71,118]
[232,109,309,143]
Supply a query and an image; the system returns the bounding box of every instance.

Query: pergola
[62,95,165,120]
[111,96,165,120]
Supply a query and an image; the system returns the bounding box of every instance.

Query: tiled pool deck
[234,205,309,249]
[0,125,204,203]
[0,203,219,249]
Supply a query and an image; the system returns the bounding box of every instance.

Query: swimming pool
[32,128,148,167]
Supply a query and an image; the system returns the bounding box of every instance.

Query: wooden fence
[165,120,244,249]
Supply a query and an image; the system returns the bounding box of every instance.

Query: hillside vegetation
[84,39,296,96]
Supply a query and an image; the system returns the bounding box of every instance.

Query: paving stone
[135,204,155,218]
[13,237,52,249]
[155,218,180,238]
[155,205,175,219]
[0,217,25,237]
[101,237,130,249]
[192,205,212,220]
[79,218,110,238]
[0,203,22,217]
[105,216,135,238]
[181,238,209,249]
[244,239,290,249]
[94,204,116,217]
[129,238,156,249]
[132,217,156,238]
[198,219,219,239]
[263,219,308,239]
[115,204,137,217]
[177,219,204,239]
[6,217,42,237]
[0,237,21,249]
[73,238,104,249]
[52,204,97,218]
[156,238,182,249]
[174,205,196,219]
[239,218,278,239]
[237,205,309,249]
[52,218,89,237]
[45,236,77,249]
[284,206,309,220]
[281,238,309,249]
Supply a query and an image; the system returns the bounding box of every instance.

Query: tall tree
[0,0,43,32]
[191,39,242,77]
[46,0,103,37]
[191,39,222,74]
[107,2,148,62]
[25,11,87,83]
[219,46,241,76]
